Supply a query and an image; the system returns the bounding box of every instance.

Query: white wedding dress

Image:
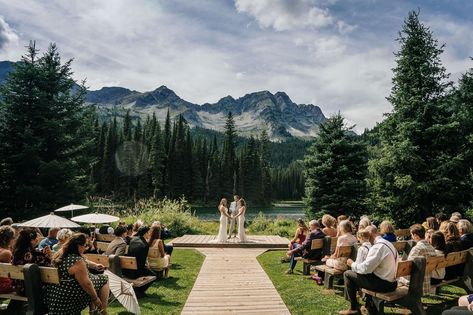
[237,207,248,242]
[214,206,228,243]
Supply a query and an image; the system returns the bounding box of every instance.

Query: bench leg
[369,297,385,315]
[407,299,426,315]
[303,263,310,275]
[324,273,334,289]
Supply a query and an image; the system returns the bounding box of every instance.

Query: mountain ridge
[87,85,326,140]
[0,60,326,140]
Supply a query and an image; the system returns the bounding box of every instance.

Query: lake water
[191,202,305,220]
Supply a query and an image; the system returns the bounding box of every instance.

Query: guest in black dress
[125,225,156,296]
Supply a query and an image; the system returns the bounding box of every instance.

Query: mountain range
[0,60,326,140]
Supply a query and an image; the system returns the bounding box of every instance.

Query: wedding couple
[214,194,248,243]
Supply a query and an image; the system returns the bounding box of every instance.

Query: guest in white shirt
[339,226,398,315]
[354,229,371,265]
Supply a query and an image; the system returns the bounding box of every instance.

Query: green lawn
[257,250,465,315]
[106,248,204,315]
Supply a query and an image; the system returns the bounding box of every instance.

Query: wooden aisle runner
[181,248,291,315]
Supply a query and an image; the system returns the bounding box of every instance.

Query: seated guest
[436,213,448,226]
[354,228,372,264]
[443,222,463,280]
[152,221,173,255]
[321,214,337,237]
[337,215,348,236]
[289,218,309,249]
[125,225,156,295]
[450,215,461,224]
[325,220,357,270]
[452,212,463,219]
[132,220,144,235]
[399,224,437,295]
[358,216,372,231]
[38,227,60,250]
[0,226,15,294]
[339,227,398,315]
[98,225,114,235]
[380,220,396,242]
[458,219,473,250]
[52,229,73,252]
[105,225,127,256]
[0,217,13,226]
[316,220,357,285]
[78,227,98,254]
[423,216,439,231]
[12,229,51,296]
[46,233,109,315]
[426,229,435,243]
[430,231,446,285]
[286,220,325,274]
[125,224,134,245]
[148,225,171,277]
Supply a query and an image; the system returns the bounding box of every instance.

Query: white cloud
[0,1,471,133]
[234,0,333,31]
[0,16,18,51]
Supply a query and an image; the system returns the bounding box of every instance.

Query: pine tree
[259,130,272,204]
[149,122,165,197]
[367,11,463,224]
[221,112,237,197]
[304,114,367,218]
[0,42,93,213]
[123,110,132,141]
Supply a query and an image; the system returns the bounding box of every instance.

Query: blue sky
[0,0,472,130]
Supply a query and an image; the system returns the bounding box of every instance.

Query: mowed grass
[105,248,204,315]
[257,250,466,315]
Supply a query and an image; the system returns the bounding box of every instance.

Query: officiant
[228,194,240,239]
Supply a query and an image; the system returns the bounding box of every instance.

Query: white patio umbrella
[104,270,140,315]
[16,212,81,228]
[71,213,120,224]
[54,203,89,217]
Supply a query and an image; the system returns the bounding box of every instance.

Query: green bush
[113,197,201,237]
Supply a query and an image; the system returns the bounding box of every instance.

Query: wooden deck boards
[171,234,290,249]
[181,248,290,315]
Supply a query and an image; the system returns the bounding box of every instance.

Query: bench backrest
[426,255,447,273]
[96,241,110,253]
[96,234,115,242]
[119,256,138,270]
[396,260,414,278]
[445,250,468,267]
[97,242,159,258]
[311,239,324,250]
[393,241,408,253]
[337,245,352,258]
[395,229,411,238]
[83,253,111,268]
[0,263,24,280]
[39,266,60,284]
[330,237,338,251]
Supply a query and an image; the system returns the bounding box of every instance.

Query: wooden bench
[0,262,60,315]
[296,237,330,275]
[395,229,411,240]
[0,263,27,302]
[314,245,356,289]
[95,241,122,253]
[89,245,169,277]
[429,250,473,294]
[108,255,156,289]
[96,234,115,242]
[362,257,426,315]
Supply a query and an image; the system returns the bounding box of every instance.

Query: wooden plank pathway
[172,234,290,249]
[181,248,291,315]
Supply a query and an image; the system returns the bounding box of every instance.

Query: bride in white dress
[213,198,230,243]
[236,198,249,242]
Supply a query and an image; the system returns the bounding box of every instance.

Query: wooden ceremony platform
[171,234,290,249]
